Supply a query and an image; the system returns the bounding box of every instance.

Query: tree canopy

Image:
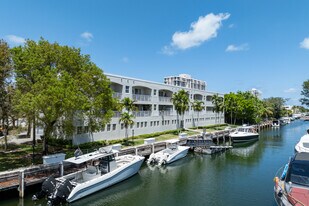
[300,80,309,108]
[12,38,117,152]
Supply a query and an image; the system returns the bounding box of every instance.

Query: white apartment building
[73,73,224,145]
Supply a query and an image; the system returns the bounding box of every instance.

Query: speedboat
[272,120,281,128]
[295,131,309,153]
[229,125,259,143]
[147,139,189,165]
[33,146,145,204]
[274,152,309,206]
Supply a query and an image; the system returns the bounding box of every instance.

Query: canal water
[3,120,309,206]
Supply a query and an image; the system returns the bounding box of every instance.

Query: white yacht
[295,130,309,153]
[272,120,280,128]
[34,146,145,204]
[147,139,190,165]
[229,125,259,143]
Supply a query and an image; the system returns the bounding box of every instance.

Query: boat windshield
[303,143,309,148]
[287,162,309,187]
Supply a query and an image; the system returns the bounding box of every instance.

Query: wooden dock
[0,121,273,195]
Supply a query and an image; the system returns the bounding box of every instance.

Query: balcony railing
[133,111,152,117]
[159,110,173,116]
[132,94,151,101]
[112,92,122,99]
[159,96,172,102]
[113,111,121,117]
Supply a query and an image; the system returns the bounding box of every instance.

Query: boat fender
[280,164,289,180]
[274,176,279,188]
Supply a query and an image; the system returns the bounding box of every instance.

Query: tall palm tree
[121,97,136,112]
[212,93,224,124]
[171,89,190,130]
[119,112,134,142]
[192,100,204,128]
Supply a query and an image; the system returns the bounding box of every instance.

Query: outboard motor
[48,179,73,205]
[32,176,57,200]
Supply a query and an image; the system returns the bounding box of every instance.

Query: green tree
[12,38,116,154]
[119,112,134,142]
[212,93,224,124]
[192,100,204,128]
[0,40,13,151]
[300,80,309,107]
[171,89,190,130]
[263,97,286,119]
[121,97,136,112]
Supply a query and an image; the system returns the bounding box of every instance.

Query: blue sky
[1,0,309,106]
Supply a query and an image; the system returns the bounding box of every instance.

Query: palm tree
[192,100,204,128]
[119,112,134,142]
[171,89,190,130]
[212,94,223,124]
[121,97,136,113]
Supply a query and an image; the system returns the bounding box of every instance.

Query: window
[154,121,156,126]
[154,105,157,110]
[107,124,111,131]
[113,124,116,130]
[137,122,140,128]
[141,122,144,127]
[145,122,147,127]
[121,123,124,129]
[84,126,89,133]
[162,121,164,125]
[125,86,130,93]
[157,121,159,125]
[150,121,153,126]
[77,126,83,134]
[154,89,157,95]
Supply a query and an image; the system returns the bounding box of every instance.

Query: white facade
[164,74,206,90]
[73,73,224,145]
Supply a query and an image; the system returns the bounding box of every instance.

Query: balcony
[133,94,151,102]
[112,111,121,118]
[133,111,152,117]
[159,96,172,102]
[159,110,173,116]
[112,92,122,99]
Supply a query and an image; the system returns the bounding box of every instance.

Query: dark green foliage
[300,80,309,107]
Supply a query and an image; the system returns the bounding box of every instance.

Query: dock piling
[18,170,25,198]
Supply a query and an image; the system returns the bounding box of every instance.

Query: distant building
[164,74,206,91]
[72,73,224,145]
[251,88,262,99]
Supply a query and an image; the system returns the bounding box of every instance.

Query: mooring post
[152,143,155,154]
[135,147,138,155]
[59,161,64,177]
[18,170,25,198]
[217,136,219,146]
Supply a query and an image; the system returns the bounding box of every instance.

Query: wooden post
[18,170,25,198]
[59,162,64,177]
[217,136,219,146]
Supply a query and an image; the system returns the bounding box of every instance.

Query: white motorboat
[229,125,259,143]
[274,153,309,206]
[272,120,280,128]
[147,139,189,165]
[33,146,145,204]
[295,130,309,153]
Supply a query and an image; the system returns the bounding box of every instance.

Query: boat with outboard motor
[272,120,281,128]
[274,152,309,206]
[32,146,145,204]
[295,129,309,153]
[147,139,189,166]
[229,125,259,143]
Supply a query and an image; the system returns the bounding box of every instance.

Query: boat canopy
[64,147,118,164]
[286,153,309,187]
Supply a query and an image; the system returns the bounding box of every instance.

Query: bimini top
[64,146,117,164]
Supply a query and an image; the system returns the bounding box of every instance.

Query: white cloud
[300,37,309,49]
[225,43,249,52]
[228,24,234,28]
[162,13,230,54]
[81,32,93,42]
[122,57,129,63]
[5,35,25,44]
[284,88,297,93]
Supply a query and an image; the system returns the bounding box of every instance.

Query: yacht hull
[67,156,144,203]
[231,134,259,143]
